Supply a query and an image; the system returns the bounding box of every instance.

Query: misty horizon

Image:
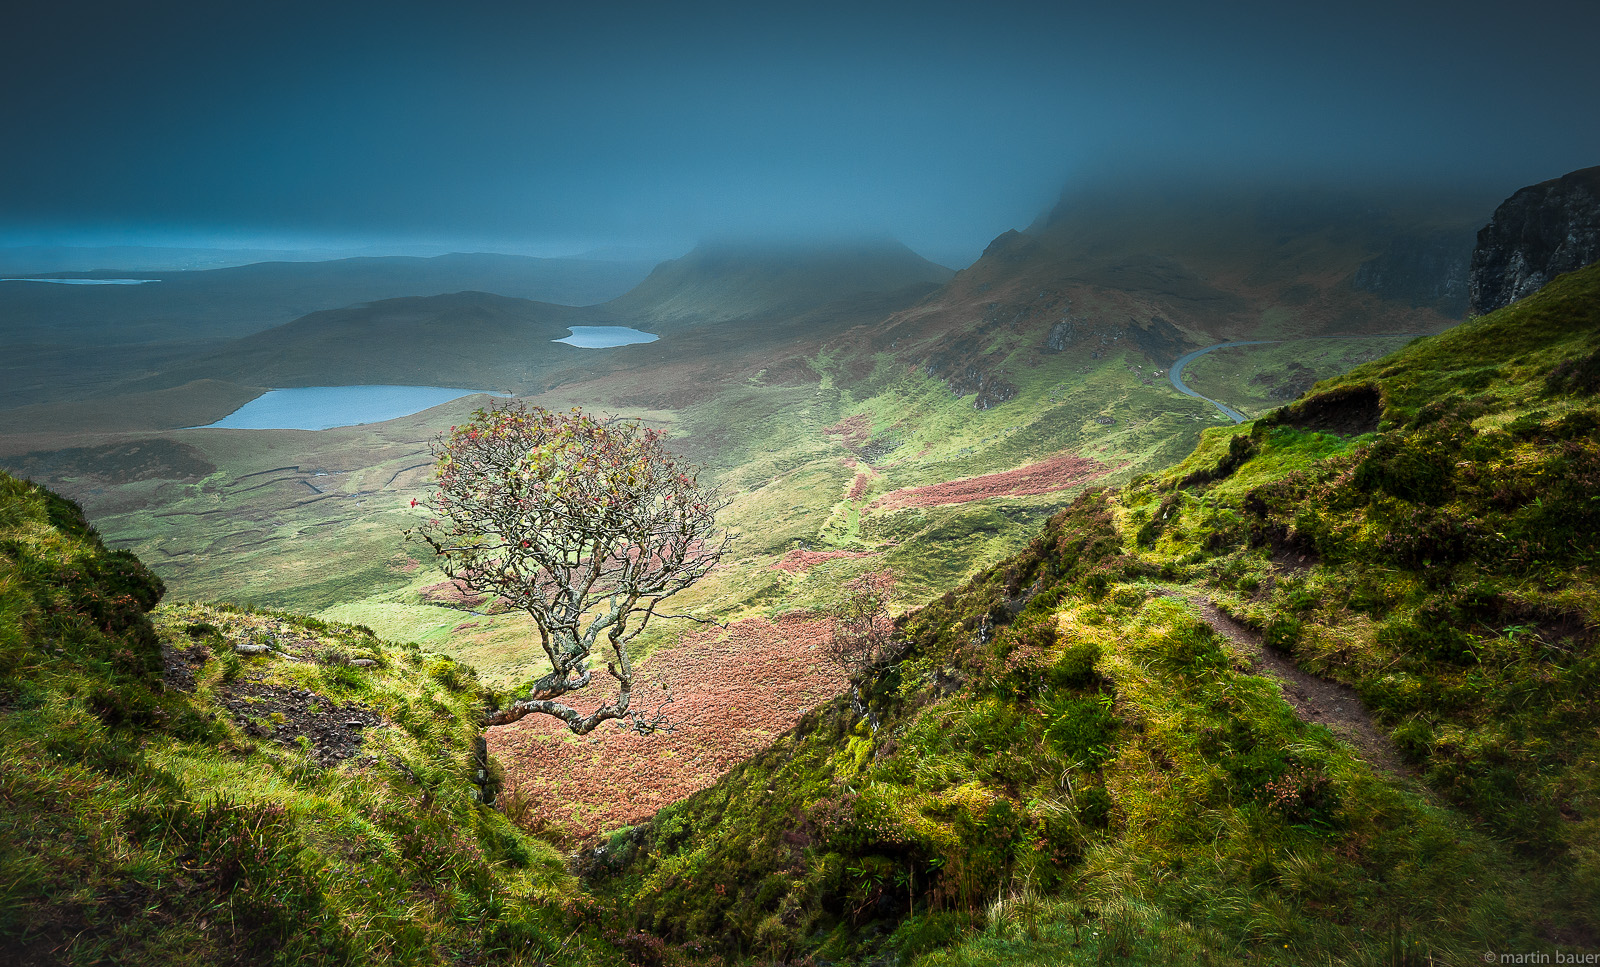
[3,0,1597,269]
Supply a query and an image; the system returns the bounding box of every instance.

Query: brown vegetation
[771,549,878,574]
[488,612,846,841]
[867,452,1112,510]
[823,414,873,449]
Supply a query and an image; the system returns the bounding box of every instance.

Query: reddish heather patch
[771,548,877,574]
[868,453,1114,510]
[824,414,872,449]
[847,472,872,502]
[419,579,485,607]
[420,579,512,613]
[488,612,845,840]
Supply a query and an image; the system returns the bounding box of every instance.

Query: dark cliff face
[1468,166,1600,315]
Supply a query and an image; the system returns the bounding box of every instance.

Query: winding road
[1169,334,1423,424]
[1167,340,1281,423]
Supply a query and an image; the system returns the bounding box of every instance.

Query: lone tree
[823,569,897,679]
[409,403,728,734]
[823,569,899,730]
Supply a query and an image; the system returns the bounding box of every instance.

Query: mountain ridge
[850,181,1494,411]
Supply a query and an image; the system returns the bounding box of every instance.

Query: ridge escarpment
[1470,166,1600,315]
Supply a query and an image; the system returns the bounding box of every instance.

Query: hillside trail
[1173,592,1416,780]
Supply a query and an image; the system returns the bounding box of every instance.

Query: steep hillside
[604,240,953,328]
[0,473,621,965]
[584,262,1600,963]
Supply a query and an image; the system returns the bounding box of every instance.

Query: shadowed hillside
[0,253,659,411]
[115,291,599,396]
[0,252,656,347]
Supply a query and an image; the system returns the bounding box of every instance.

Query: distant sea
[0,278,160,285]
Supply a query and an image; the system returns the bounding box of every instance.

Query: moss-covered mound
[0,474,620,966]
[585,263,1600,963]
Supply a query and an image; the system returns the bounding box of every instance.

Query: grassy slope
[0,473,623,966]
[6,318,1204,689]
[1,191,1476,685]
[584,263,1600,964]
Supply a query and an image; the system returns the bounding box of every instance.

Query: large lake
[198,386,507,431]
[555,326,658,348]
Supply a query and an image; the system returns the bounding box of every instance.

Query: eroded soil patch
[1275,384,1382,437]
[161,641,211,693]
[219,677,384,767]
[1269,546,1319,577]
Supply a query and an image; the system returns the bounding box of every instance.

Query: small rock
[350,659,378,668]
[345,720,365,728]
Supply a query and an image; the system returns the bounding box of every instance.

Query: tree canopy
[410,404,727,734]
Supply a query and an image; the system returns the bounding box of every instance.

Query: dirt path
[1192,597,1414,778]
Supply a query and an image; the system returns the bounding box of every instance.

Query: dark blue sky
[3,0,1596,265]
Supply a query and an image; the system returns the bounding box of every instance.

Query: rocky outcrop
[1469,166,1600,315]
[1044,319,1075,351]
[924,351,1017,410]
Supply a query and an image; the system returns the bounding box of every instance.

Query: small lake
[0,278,161,285]
[555,326,659,348]
[197,386,508,431]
